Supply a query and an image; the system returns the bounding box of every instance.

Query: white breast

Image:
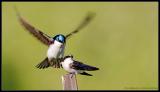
[47,40,64,60]
[61,58,78,74]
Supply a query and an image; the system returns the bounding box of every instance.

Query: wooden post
[61,74,78,90]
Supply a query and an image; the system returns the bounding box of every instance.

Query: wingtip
[86,11,96,20]
[94,67,99,70]
[13,5,21,19]
[93,67,99,71]
[35,64,42,69]
[87,66,99,71]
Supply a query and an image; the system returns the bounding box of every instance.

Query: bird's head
[63,55,73,60]
[53,34,66,43]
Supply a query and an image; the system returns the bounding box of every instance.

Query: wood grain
[62,74,78,90]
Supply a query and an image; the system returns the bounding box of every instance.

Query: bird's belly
[47,45,61,59]
[61,62,77,74]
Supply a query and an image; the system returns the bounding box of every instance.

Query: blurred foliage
[2,2,158,90]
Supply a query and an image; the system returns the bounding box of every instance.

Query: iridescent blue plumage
[53,34,66,43]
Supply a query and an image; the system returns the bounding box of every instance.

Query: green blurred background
[2,2,158,90]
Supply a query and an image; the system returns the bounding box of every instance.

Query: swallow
[61,55,99,76]
[14,6,96,69]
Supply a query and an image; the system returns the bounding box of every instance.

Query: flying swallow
[14,7,96,69]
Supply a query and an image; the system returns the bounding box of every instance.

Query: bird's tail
[80,72,92,76]
[36,57,62,69]
[36,57,50,69]
[51,58,61,68]
[82,64,99,71]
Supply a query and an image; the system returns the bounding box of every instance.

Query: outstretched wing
[14,6,53,46]
[70,60,99,71]
[65,12,96,39]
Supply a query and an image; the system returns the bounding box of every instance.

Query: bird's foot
[68,73,75,78]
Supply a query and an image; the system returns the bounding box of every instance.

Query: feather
[14,6,53,46]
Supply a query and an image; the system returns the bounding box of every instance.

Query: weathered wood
[62,74,78,90]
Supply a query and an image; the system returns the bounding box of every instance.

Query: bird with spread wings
[14,6,96,69]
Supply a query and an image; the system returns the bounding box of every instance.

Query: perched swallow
[61,55,99,76]
[14,7,95,69]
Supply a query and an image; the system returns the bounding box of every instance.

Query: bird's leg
[69,72,75,78]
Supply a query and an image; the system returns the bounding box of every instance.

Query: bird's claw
[68,73,75,78]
